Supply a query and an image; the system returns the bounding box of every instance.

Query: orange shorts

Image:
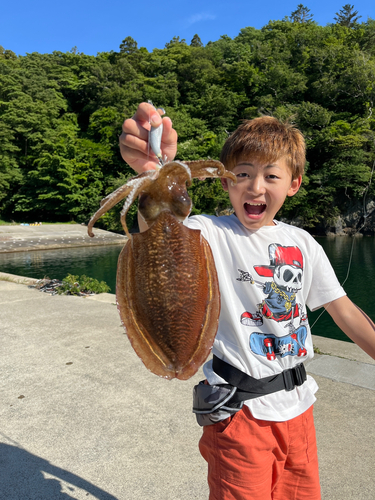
[199,405,321,500]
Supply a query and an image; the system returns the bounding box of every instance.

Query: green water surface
[308,236,375,342]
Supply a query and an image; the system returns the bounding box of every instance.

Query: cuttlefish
[88,147,236,380]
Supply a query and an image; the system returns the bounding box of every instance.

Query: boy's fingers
[121,117,149,141]
[119,137,160,173]
[119,102,177,171]
[120,116,156,173]
[161,117,178,145]
[120,128,150,154]
[120,144,159,172]
[121,105,167,144]
[132,101,163,128]
[161,117,178,161]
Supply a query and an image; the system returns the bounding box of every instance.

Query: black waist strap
[212,355,307,401]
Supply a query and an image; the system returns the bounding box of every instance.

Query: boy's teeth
[245,203,266,215]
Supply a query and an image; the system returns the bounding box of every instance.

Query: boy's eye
[267,174,279,179]
[236,173,249,178]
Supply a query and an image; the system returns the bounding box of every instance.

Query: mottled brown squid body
[116,211,220,380]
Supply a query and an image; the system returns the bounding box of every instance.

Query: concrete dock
[0,224,374,499]
[1,279,374,499]
[0,224,126,253]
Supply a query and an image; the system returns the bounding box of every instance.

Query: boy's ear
[221,178,229,191]
[287,175,302,197]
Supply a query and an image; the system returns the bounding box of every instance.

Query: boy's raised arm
[325,296,375,359]
[119,102,178,174]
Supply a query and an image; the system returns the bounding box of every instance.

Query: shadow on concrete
[0,443,118,500]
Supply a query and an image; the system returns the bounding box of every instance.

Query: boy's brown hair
[220,116,306,179]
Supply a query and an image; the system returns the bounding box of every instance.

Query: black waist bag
[193,356,307,426]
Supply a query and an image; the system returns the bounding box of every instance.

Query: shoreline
[0,239,125,254]
[0,224,127,254]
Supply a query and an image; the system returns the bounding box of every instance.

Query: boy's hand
[119,102,178,174]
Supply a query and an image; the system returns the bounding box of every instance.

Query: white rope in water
[310,151,375,331]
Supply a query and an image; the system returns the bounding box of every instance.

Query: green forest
[1,4,375,234]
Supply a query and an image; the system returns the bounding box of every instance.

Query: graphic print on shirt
[237,243,308,360]
[249,328,308,360]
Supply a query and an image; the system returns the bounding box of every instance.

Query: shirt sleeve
[306,243,346,311]
[184,215,211,241]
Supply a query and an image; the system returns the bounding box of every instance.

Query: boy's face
[221,157,301,230]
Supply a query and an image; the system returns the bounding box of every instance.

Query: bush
[56,274,111,295]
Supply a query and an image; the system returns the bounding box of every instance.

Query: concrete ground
[1,278,374,500]
[0,224,126,253]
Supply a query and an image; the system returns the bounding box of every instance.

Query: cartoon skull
[274,265,303,292]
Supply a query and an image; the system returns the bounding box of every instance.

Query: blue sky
[1,0,374,56]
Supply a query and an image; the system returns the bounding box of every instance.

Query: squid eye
[170,185,192,219]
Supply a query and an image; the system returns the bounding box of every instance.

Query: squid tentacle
[120,175,154,238]
[88,171,156,238]
[186,160,237,183]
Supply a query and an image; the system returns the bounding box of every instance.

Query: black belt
[212,355,307,402]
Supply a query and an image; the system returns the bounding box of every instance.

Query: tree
[0,46,17,60]
[11,117,104,221]
[165,36,186,49]
[334,4,362,27]
[119,36,138,54]
[290,4,314,23]
[0,121,22,209]
[190,34,203,47]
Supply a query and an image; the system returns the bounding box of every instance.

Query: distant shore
[0,224,126,254]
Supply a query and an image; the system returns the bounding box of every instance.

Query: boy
[119,102,375,500]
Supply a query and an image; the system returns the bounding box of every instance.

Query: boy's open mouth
[244,203,266,215]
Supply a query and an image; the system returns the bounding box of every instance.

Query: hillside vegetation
[1,5,375,234]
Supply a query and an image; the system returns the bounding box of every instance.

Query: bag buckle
[282,364,306,392]
[294,363,306,386]
[282,368,294,391]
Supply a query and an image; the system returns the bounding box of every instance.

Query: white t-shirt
[187,214,346,421]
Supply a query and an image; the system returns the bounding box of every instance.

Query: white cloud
[187,12,216,26]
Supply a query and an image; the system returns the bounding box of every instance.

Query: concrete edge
[85,292,117,304]
[305,354,375,390]
[311,334,375,365]
[0,272,39,286]
[0,272,117,303]
[0,240,125,254]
